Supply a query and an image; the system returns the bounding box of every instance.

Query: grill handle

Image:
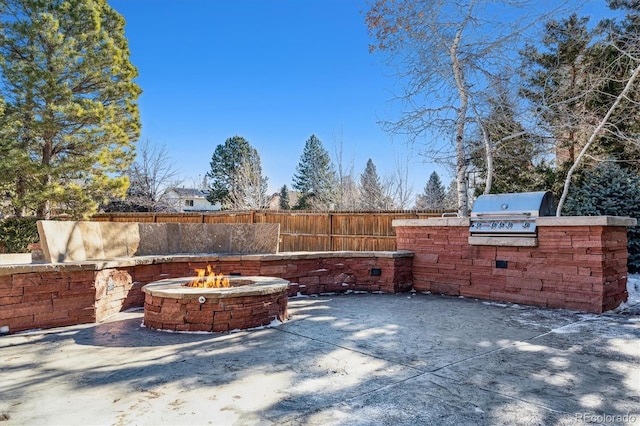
[472,211,533,218]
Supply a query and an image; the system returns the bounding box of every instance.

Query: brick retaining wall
[0,252,413,333]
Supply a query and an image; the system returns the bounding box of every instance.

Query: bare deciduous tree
[125,139,181,212]
[366,0,568,215]
[332,128,359,209]
[224,157,270,210]
[382,154,414,209]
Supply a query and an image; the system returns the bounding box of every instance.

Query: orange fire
[185,265,230,288]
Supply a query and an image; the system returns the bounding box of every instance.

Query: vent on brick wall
[370,268,382,276]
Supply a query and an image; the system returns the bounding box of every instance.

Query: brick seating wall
[0,252,413,333]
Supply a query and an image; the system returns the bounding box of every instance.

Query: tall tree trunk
[37,138,54,219]
[13,176,25,217]
[473,106,494,195]
[450,3,473,217]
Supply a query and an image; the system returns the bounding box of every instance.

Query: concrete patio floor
[1,290,639,426]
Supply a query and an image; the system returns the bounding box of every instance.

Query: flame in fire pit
[184,265,230,288]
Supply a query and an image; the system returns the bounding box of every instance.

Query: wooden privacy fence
[91,210,451,252]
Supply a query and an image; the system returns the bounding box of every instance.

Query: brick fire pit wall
[393,216,636,313]
[142,276,290,332]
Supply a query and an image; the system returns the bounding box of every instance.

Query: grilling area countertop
[393,216,637,247]
[392,216,637,227]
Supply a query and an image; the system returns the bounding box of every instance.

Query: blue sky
[108,0,438,197]
[109,0,613,199]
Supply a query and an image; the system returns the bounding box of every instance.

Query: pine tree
[521,11,640,173]
[292,135,336,210]
[0,0,141,218]
[521,14,595,166]
[359,159,386,210]
[206,136,268,209]
[415,172,446,209]
[564,162,640,271]
[279,185,290,210]
[470,84,547,195]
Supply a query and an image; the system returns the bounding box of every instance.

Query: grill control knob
[523,222,531,229]
[506,222,513,229]
[490,222,498,229]
[498,222,505,228]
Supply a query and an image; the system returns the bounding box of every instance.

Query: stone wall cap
[537,216,637,227]
[393,218,470,227]
[0,250,415,276]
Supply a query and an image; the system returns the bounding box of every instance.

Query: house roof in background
[167,188,208,198]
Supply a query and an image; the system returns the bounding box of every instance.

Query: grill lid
[470,191,555,236]
[471,191,555,218]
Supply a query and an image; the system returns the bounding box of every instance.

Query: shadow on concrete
[1,293,638,425]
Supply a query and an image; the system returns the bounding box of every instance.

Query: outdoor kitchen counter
[393,215,636,313]
[392,216,637,227]
[393,216,637,247]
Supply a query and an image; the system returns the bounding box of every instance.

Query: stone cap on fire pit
[142,276,290,300]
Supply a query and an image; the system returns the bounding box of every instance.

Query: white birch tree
[366,0,568,216]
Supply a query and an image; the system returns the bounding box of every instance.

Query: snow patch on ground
[615,273,640,312]
[233,318,284,333]
[482,301,509,308]
[550,274,640,337]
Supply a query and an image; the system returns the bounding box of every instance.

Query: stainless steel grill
[470,191,554,237]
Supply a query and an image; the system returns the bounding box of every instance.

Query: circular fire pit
[142,276,290,332]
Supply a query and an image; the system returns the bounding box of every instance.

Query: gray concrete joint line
[473,383,565,414]
[273,327,426,373]
[428,315,595,374]
[273,314,596,421]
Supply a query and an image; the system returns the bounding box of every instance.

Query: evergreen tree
[0,0,141,218]
[592,1,640,171]
[359,159,386,210]
[206,136,268,209]
[470,84,547,195]
[415,172,446,209]
[521,14,595,166]
[279,185,290,210]
[563,162,640,271]
[521,11,640,173]
[292,134,336,210]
